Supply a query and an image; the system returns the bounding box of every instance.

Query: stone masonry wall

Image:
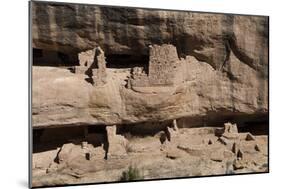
[130,44,181,88]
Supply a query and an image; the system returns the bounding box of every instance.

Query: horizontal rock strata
[32,2,268,129]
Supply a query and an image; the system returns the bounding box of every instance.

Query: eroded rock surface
[32,48,268,127]
[32,2,268,128]
[32,2,268,74]
[32,123,268,187]
[31,2,268,187]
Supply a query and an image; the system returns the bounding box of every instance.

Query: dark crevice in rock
[33,127,86,153]
[116,121,170,137]
[33,112,268,152]
[177,112,268,129]
[238,120,269,135]
[228,35,255,70]
[219,38,231,71]
[33,125,109,154]
[105,54,149,71]
[33,48,79,67]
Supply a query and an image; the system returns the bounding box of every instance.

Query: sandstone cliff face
[32,2,268,72]
[31,2,268,128]
[32,55,268,128]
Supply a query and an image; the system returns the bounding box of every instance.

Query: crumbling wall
[129,67,150,87]
[92,47,107,86]
[74,49,95,74]
[148,44,179,86]
[78,49,96,67]
[129,44,181,88]
[106,125,127,158]
[75,47,107,86]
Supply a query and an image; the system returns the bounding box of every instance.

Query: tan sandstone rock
[32,2,268,129]
[106,125,128,158]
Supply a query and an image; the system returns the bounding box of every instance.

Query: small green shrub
[120,166,143,181]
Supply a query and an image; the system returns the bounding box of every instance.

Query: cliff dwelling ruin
[31,2,269,188]
[68,44,183,89]
[128,44,181,88]
[75,47,108,86]
[31,42,269,186]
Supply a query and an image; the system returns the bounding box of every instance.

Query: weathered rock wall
[32,2,268,74]
[31,2,268,128]
[32,55,268,128]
